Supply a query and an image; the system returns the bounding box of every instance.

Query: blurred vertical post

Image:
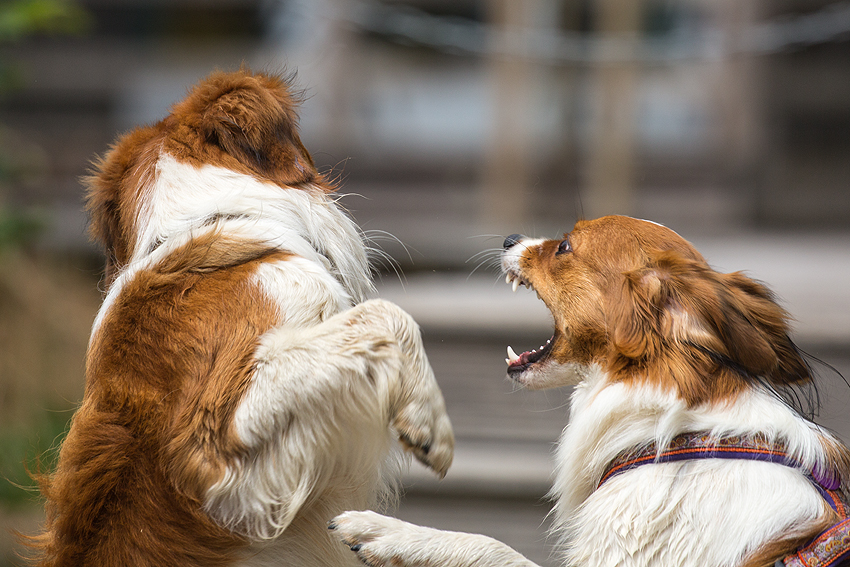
[480,0,539,229]
[582,0,642,218]
[715,0,762,219]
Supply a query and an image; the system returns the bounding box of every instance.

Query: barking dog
[331,215,850,567]
[30,69,453,567]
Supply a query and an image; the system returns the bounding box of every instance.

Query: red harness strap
[598,432,850,567]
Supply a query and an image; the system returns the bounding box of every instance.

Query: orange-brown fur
[739,510,837,567]
[326,216,848,567]
[31,236,285,565]
[518,216,811,406]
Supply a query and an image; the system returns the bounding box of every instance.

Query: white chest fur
[551,369,831,567]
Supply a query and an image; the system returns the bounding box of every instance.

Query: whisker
[465,247,501,262]
[361,229,414,287]
[363,229,415,265]
[367,246,405,284]
[466,248,503,279]
[468,258,503,280]
[467,233,506,242]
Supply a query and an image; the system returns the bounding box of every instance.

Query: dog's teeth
[512,279,519,292]
[505,273,512,285]
[507,346,520,364]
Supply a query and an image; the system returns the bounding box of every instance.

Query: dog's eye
[556,238,571,255]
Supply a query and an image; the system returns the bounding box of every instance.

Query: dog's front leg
[330,511,540,567]
[206,298,453,539]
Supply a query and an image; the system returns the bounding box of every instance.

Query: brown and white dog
[30,69,453,567]
[331,215,850,567]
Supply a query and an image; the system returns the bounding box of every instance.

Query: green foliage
[0,207,44,250]
[0,409,72,507]
[0,0,90,43]
[0,0,90,95]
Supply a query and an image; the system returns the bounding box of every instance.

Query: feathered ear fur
[85,126,163,285]
[168,68,318,188]
[607,250,809,396]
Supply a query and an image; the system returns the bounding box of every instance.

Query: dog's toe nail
[327,521,337,530]
[350,544,362,552]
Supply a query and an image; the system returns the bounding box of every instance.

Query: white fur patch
[138,154,372,302]
[501,237,545,276]
[210,297,440,541]
[514,359,590,390]
[91,151,404,547]
[332,510,536,567]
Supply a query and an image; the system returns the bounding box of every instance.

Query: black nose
[503,234,525,249]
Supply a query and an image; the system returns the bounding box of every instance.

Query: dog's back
[27,69,453,567]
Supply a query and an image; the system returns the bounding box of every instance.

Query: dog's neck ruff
[599,431,850,567]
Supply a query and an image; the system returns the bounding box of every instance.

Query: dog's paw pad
[329,511,403,567]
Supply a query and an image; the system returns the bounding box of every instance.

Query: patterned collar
[599,431,841,491]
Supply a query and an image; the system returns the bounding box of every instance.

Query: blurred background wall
[1,1,849,565]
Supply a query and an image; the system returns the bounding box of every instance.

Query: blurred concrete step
[402,438,554,499]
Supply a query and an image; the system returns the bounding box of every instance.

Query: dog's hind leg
[330,510,540,567]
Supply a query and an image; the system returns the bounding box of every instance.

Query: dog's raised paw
[392,399,454,478]
[329,510,409,567]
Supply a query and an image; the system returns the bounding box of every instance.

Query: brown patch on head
[85,68,322,285]
[511,217,704,376]
[30,238,285,565]
[508,216,810,405]
[162,68,318,187]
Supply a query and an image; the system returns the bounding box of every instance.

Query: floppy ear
[180,70,317,187]
[606,250,709,361]
[85,156,122,285]
[85,127,161,287]
[709,271,809,385]
[607,250,808,385]
[606,262,670,361]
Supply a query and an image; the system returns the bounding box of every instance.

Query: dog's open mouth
[506,337,554,375]
[504,270,554,377]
